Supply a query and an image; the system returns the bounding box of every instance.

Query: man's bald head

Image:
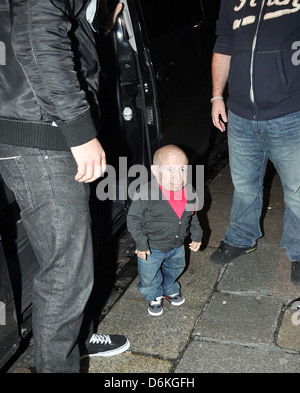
[151,145,188,191]
[153,145,188,166]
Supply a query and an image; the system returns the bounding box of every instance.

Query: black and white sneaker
[81,334,130,358]
[148,297,163,316]
[164,293,185,306]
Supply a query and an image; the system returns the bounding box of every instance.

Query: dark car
[0,0,220,370]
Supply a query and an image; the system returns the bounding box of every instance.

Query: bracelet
[210,96,224,103]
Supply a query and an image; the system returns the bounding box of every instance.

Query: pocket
[1,157,33,211]
[254,51,289,106]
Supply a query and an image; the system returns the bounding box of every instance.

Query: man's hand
[211,99,227,132]
[189,241,201,252]
[135,249,151,260]
[70,138,106,183]
[101,2,123,35]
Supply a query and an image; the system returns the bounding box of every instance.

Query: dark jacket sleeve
[190,212,203,243]
[189,188,203,243]
[213,0,233,56]
[10,0,98,147]
[127,198,150,252]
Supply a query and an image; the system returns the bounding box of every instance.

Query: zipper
[250,0,266,118]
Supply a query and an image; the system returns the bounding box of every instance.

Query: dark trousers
[0,143,94,373]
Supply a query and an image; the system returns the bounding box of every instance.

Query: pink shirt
[159,185,187,219]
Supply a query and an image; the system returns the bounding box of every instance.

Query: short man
[127,145,202,316]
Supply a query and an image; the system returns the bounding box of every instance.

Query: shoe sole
[80,339,130,358]
[148,308,163,316]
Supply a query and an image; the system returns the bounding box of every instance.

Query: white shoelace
[89,334,112,345]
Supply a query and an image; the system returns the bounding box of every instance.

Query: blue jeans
[225,110,300,262]
[0,143,94,373]
[137,245,186,301]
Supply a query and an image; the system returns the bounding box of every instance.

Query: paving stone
[83,352,172,373]
[277,307,300,351]
[94,249,220,364]
[175,340,300,373]
[218,244,300,303]
[194,292,283,345]
[96,295,196,360]
[199,191,232,248]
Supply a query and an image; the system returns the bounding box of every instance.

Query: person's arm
[127,198,150,256]
[11,0,106,182]
[211,53,231,132]
[11,0,96,145]
[100,1,123,35]
[211,0,232,133]
[189,212,203,246]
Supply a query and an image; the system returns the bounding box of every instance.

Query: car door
[0,177,39,370]
[132,0,219,163]
[99,0,162,169]
[90,0,163,246]
[0,240,19,370]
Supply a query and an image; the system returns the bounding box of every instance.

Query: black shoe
[291,262,300,286]
[210,240,257,264]
[80,334,130,358]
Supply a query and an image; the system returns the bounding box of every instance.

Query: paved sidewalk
[83,163,300,373]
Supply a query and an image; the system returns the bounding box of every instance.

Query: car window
[138,0,204,42]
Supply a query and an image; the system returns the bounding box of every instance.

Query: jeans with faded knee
[0,143,94,373]
[225,110,300,262]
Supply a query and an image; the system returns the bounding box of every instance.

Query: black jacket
[127,179,203,253]
[214,0,300,121]
[0,0,102,150]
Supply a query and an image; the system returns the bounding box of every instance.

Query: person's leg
[224,111,268,248]
[137,248,165,301]
[264,111,300,284]
[0,144,93,373]
[161,245,186,297]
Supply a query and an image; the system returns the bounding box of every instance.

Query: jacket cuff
[58,110,98,147]
[135,239,149,252]
[191,234,203,243]
[213,40,232,56]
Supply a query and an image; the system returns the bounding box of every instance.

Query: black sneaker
[80,334,130,358]
[210,240,257,264]
[291,262,300,286]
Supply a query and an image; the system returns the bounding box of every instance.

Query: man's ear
[151,164,159,177]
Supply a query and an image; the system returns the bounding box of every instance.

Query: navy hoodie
[214,0,300,120]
